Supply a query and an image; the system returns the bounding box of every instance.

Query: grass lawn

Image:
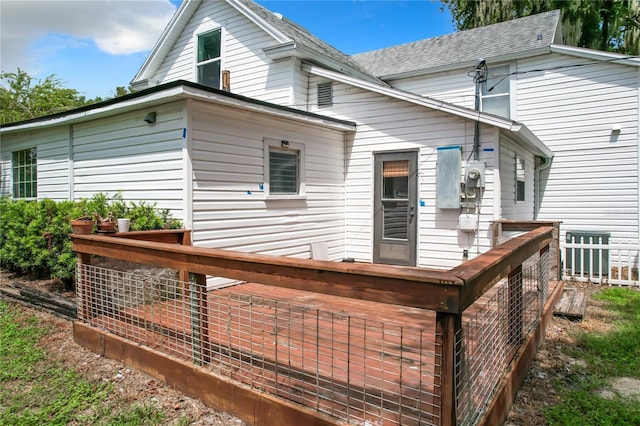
[543,287,640,426]
[0,299,169,426]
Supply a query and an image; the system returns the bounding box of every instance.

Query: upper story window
[515,155,525,202]
[197,29,221,89]
[482,64,510,118]
[12,147,37,199]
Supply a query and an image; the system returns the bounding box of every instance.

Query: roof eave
[131,0,198,85]
[304,62,552,159]
[1,81,356,134]
[506,124,553,159]
[226,0,291,44]
[265,43,386,86]
[549,44,640,66]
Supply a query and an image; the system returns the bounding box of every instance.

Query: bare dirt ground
[0,269,636,425]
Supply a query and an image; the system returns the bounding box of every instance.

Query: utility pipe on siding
[534,156,552,219]
[473,60,487,161]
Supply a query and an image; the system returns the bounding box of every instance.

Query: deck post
[189,272,210,365]
[436,311,462,426]
[508,265,524,345]
[179,231,192,290]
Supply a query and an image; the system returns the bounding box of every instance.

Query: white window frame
[515,155,525,203]
[263,138,306,200]
[196,28,222,89]
[12,147,37,199]
[481,64,511,118]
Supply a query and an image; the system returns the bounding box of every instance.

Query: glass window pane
[483,65,510,95]
[198,61,221,88]
[516,156,525,202]
[270,150,298,194]
[198,29,221,62]
[12,147,37,198]
[482,96,510,118]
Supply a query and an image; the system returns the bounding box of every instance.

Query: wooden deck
[85,280,561,426]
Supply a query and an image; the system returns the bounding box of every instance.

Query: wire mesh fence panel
[456,250,549,426]
[76,263,442,426]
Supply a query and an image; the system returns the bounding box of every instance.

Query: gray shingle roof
[240,0,379,80]
[352,10,561,78]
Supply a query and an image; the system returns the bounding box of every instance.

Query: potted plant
[70,216,95,234]
[95,211,117,233]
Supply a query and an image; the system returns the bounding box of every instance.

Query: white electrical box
[458,214,478,232]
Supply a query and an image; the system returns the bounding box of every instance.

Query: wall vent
[317,82,333,107]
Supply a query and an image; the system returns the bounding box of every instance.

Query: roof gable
[132,0,381,88]
[352,10,562,78]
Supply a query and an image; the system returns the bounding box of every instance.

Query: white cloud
[0,0,177,73]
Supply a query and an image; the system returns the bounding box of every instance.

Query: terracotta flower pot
[71,218,95,235]
[97,221,117,233]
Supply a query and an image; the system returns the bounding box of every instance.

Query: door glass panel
[382,160,409,239]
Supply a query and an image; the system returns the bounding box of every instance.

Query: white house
[2,0,637,274]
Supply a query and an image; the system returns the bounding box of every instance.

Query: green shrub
[0,194,181,287]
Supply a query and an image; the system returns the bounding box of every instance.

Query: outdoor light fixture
[144,112,157,124]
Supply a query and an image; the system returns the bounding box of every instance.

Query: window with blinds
[383,160,409,199]
[382,160,409,239]
[269,149,298,194]
[264,138,306,198]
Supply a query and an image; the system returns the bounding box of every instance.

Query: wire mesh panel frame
[456,250,550,425]
[76,263,442,426]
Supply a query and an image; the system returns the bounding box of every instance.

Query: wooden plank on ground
[554,287,588,320]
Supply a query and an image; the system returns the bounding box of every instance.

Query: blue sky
[1,0,453,99]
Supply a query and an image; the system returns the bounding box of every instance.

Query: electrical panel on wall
[436,146,462,209]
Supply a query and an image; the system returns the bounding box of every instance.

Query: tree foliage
[441,0,640,55]
[0,69,133,125]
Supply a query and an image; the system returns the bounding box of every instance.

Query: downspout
[68,125,74,200]
[534,155,552,219]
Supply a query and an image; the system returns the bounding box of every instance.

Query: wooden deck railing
[71,225,557,426]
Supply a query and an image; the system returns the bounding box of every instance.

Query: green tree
[0,69,134,125]
[441,0,640,55]
[0,69,90,124]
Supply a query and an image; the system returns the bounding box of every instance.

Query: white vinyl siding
[390,53,639,243]
[389,70,475,109]
[499,138,535,219]
[516,54,639,240]
[150,1,295,105]
[72,103,186,217]
[308,77,498,270]
[189,101,346,262]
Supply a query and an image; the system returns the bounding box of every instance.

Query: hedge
[0,193,181,287]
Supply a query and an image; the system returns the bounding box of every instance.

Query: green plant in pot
[95,211,116,232]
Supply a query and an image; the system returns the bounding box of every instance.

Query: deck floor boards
[88,280,560,426]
